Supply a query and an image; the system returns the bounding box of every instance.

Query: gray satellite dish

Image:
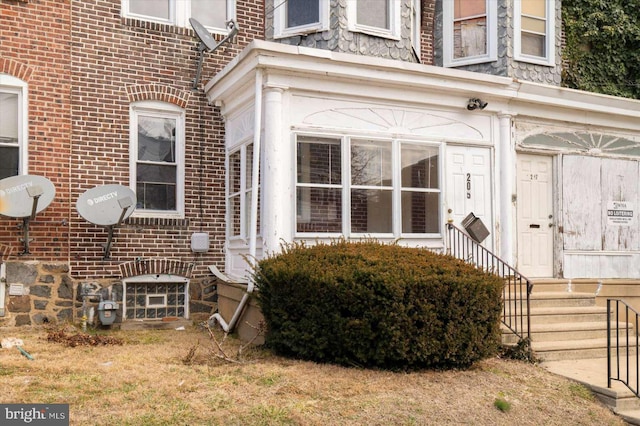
[0,174,56,255]
[189,18,238,89]
[77,184,136,259]
[0,174,55,219]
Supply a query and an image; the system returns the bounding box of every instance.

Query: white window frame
[514,0,555,66]
[273,0,330,39]
[411,0,421,60]
[227,140,255,242]
[294,133,443,239]
[121,0,236,34]
[347,0,401,40]
[442,0,497,67]
[129,101,185,219]
[0,74,28,177]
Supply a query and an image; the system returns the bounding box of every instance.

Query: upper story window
[129,101,185,218]
[443,0,497,67]
[273,0,329,38]
[348,0,401,40]
[122,0,236,33]
[411,0,421,58]
[0,75,28,179]
[514,0,555,66]
[296,134,441,237]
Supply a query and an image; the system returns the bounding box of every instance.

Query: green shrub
[255,240,503,370]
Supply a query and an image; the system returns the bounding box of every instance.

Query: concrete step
[509,291,598,309]
[527,305,611,324]
[502,321,633,345]
[533,337,638,362]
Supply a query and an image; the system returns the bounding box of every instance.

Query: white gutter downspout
[210,69,263,332]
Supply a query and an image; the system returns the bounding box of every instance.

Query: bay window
[296,134,441,237]
[514,0,555,65]
[348,0,401,39]
[443,0,497,67]
[274,0,329,38]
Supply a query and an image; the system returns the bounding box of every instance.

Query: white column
[498,113,515,265]
[261,86,292,256]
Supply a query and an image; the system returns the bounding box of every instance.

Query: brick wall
[0,0,72,261]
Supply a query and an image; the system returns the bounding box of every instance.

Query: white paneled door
[517,154,554,277]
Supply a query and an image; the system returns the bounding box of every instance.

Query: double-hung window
[347,0,401,40]
[296,134,441,237]
[130,101,185,218]
[228,143,259,240]
[443,0,497,67]
[273,0,329,38]
[122,0,236,33]
[514,0,555,65]
[0,75,27,179]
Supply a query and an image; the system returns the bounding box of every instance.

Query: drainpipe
[210,69,263,332]
[0,263,5,317]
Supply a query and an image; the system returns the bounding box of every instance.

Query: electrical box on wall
[191,232,210,253]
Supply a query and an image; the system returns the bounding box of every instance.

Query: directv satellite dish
[189,18,238,89]
[0,174,55,219]
[0,174,56,255]
[77,184,136,259]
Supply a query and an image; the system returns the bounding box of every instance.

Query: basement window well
[123,275,189,320]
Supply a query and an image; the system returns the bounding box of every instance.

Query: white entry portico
[206,41,640,281]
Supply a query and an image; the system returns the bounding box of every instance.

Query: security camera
[467,98,488,111]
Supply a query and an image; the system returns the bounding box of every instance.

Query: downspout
[210,68,263,332]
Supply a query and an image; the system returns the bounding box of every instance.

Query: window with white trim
[130,101,185,217]
[443,0,497,67]
[296,134,441,236]
[347,0,401,39]
[0,75,27,179]
[411,0,421,58]
[122,0,236,33]
[514,0,555,65]
[273,0,329,38]
[228,142,260,239]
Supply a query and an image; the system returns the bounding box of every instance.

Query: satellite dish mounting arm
[103,196,133,260]
[191,19,238,90]
[21,185,44,255]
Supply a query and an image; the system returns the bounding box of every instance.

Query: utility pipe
[210,69,263,332]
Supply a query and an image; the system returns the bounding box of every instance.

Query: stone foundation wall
[1,261,74,326]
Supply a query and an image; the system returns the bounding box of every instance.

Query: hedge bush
[255,240,504,370]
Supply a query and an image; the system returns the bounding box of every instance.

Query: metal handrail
[608,299,640,397]
[446,223,532,342]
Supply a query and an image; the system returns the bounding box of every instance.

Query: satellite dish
[189,18,239,89]
[77,184,137,260]
[76,184,136,226]
[189,18,218,51]
[0,174,55,218]
[0,174,56,255]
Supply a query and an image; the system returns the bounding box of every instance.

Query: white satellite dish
[0,174,55,219]
[0,174,56,254]
[76,184,136,259]
[189,18,238,89]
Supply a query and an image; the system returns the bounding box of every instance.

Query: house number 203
[466,173,471,199]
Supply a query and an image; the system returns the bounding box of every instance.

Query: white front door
[516,154,554,277]
[445,146,493,250]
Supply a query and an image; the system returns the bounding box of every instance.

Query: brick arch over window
[119,258,194,279]
[125,84,191,109]
[0,58,35,82]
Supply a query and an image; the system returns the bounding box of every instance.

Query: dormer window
[443,0,497,67]
[514,0,555,66]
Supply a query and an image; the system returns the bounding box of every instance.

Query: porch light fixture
[467,98,488,111]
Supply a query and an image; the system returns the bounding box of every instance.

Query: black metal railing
[446,222,532,342]
[608,299,640,397]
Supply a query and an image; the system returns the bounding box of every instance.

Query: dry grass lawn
[0,324,626,426]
